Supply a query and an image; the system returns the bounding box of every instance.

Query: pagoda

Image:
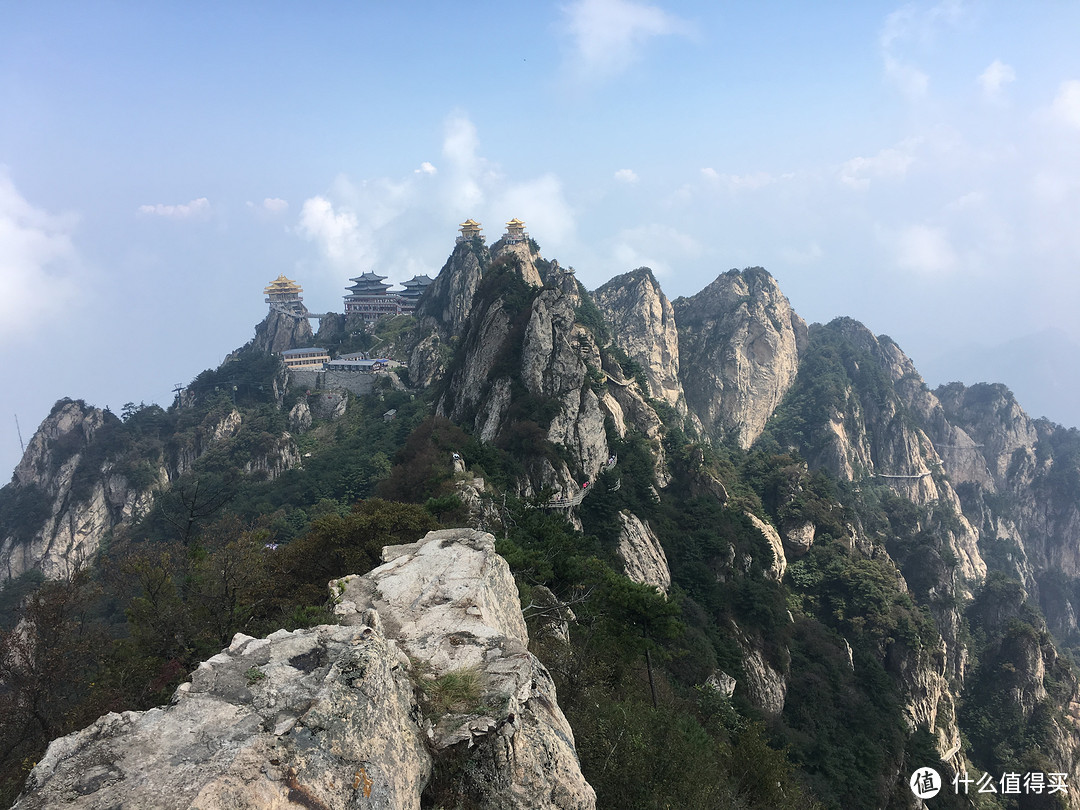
[457,218,483,243]
[264,274,305,314]
[397,274,434,314]
[502,217,528,245]
[344,271,400,326]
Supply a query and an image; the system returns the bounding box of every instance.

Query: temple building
[397,274,434,314]
[502,218,528,245]
[264,275,305,314]
[456,218,483,243]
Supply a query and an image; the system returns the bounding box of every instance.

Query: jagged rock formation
[440,261,610,499]
[16,529,594,809]
[674,268,807,449]
[253,308,314,354]
[592,268,686,413]
[331,529,596,808]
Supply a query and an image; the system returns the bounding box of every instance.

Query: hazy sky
[3,1,1080,478]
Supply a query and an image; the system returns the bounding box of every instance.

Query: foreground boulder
[15,529,595,810]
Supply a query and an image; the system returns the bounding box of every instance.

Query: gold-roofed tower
[502,217,528,245]
[264,274,305,315]
[457,218,483,243]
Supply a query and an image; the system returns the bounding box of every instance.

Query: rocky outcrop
[743,512,787,581]
[491,239,544,287]
[335,529,596,808]
[15,623,431,810]
[16,529,595,809]
[592,268,686,412]
[253,308,314,355]
[614,511,671,594]
[674,268,807,449]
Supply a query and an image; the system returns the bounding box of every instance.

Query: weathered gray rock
[782,520,815,557]
[615,511,671,594]
[674,267,807,449]
[253,308,314,354]
[15,624,432,810]
[706,670,737,698]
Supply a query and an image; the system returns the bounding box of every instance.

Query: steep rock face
[772,319,986,588]
[0,401,155,581]
[491,239,544,287]
[937,382,1080,638]
[592,268,686,412]
[334,529,596,809]
[17,529,594,810]
[743,512,787,581]
[674,268,807,449]
[614,511,671,594]
[417,239,489,336]
[252,309,314,354]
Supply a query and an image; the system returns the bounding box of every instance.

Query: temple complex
[343,271,434,325]
[456,218,483,243]
[264,274,305,315]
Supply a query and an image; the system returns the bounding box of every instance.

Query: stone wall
[288,369,376,396]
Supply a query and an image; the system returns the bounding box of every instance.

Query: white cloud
[262,197,288,213]
[416,162,437,175]
[136,197,210,219]
[701,168,783,191]
[0,168,81,343]
[779,241,824,265]
[840,138,921,189]
[1051,80,1080,129]
[878,1,965,100]
[297,196,367,266]
[978,59,1015,101]
[442,113,486,212]
[610,223,700,276]
[614,168,639,184]
[881,223,958,276]
[493,175,576,247]
[561,0,692,82]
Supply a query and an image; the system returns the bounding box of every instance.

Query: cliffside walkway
[269,304,329,320]
[872,472,932,480]
[540,456,618,509]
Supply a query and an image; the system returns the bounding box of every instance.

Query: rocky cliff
[0,401,156,581]
[253,308,314,354]
[674,267,807,449]
[15,529,595,810]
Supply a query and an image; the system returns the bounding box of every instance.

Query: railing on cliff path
[539,455,618,509]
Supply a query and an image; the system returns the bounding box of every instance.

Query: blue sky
[3,0,1080,478]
